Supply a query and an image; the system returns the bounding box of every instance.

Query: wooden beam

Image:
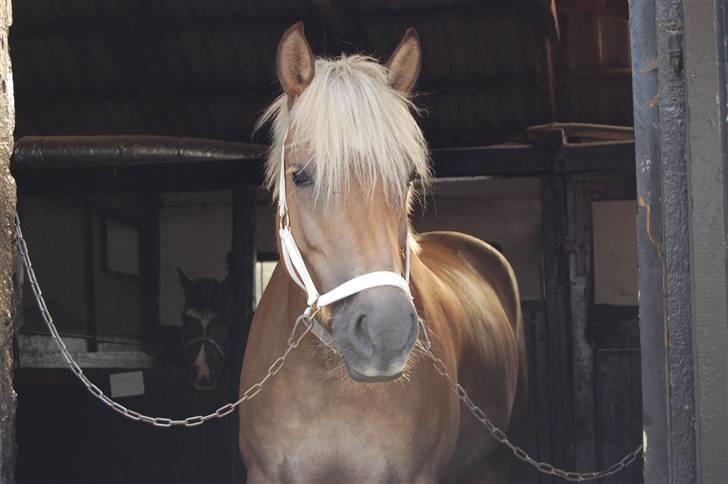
[11,138,637,195]
[0,0,16,480]
[555,141,635,173]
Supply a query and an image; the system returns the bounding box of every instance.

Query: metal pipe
[12,135,268,169]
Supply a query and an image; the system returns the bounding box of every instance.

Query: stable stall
[0,0,723,483]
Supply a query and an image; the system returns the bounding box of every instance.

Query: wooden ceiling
[10,0,632,148]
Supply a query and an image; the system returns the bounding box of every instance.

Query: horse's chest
[241,378,454,482]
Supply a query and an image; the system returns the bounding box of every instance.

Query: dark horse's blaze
[178,268,232,390]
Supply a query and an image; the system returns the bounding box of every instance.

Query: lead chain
[424,347,643,481]
[16,214,315,427]
[16,215,642,480]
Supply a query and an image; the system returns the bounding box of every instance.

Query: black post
[540,174,574,481]
[629,0,728,481]
[629,2,671,482]
[0,1,16,481]
[229,186,256,479]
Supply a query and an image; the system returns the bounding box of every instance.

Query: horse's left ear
[385,27,422,95]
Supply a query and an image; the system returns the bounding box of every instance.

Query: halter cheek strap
[276,136,413,349]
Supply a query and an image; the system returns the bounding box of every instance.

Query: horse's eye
[408,170,420,185]
[292,169,312,186]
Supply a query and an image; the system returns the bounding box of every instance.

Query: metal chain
[16,214,642,480]
[15,214,315,427]
[422,345,643,481]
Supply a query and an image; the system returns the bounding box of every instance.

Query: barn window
[592,200,638,306]
[255,257,278,309]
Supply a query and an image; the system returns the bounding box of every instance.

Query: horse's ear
[276,21,315,101]
[385,27,422,95]
[177,267,191,292]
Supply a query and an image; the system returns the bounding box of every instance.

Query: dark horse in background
[177,265,233,390]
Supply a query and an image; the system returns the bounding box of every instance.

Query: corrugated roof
[10,0,631,147]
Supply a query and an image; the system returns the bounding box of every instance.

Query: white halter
[277,137,413,348]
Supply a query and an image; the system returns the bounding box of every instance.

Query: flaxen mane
[256,55,431,204]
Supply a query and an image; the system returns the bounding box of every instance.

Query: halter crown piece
[277,134,414,348]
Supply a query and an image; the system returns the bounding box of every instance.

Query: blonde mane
[256,55,431,203]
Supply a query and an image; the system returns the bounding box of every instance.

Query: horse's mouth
[193,382,217,391]
[346,365,404,383]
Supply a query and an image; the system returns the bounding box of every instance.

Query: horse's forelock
[257,55,431,205]
[182,278,231,317]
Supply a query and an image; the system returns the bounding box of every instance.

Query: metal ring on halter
[280,211,290,229]
[416,318,432,352]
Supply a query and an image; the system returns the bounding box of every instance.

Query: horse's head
[177,268,231,390]
[260,23,430,382]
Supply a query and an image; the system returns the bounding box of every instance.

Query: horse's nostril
[350,314,375,357]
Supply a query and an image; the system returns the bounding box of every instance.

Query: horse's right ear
[277,21,315,102]
[177,267,191,292]
[386,27,422,95]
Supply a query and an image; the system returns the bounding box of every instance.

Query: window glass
[255,260,278,308]
[592,200,638,305]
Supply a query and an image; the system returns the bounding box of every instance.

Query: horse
[177,267,232,390]
[239,22,526,483]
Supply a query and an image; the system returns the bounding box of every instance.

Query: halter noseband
[277,135,413,348]
[184,336,226,363]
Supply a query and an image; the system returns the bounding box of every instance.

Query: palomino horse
[239,22,525,483]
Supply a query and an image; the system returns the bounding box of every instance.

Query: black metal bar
[12,135,267,168]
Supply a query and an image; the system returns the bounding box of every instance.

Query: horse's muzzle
[334,287,418,382]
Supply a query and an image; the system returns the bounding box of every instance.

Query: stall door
[566,175,642,483]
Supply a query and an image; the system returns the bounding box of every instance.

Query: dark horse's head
[178,268,232,390]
